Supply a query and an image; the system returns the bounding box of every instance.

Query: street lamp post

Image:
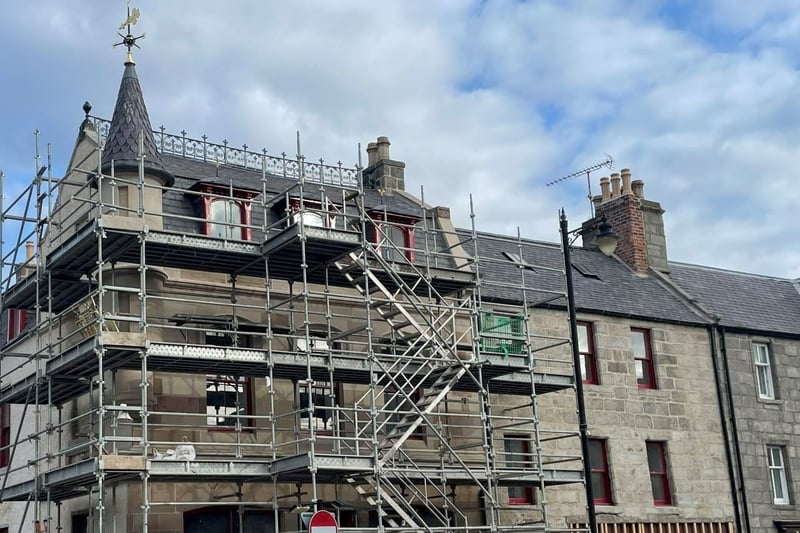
[559,208,618,533]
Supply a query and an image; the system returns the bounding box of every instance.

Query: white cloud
[0,0,798,278]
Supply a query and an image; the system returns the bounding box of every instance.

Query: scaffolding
[0,123,585,533]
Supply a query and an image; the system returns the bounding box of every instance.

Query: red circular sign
[308,510,338,533]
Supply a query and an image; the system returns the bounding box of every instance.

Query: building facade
[2,22,797,533]
[669,264,800,533]
[471,223,735,532]
[0,45,584,533]
[583,170,800,533]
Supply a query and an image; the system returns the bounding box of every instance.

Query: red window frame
[191,183,257,241]
[631,328,656,389]
[577,322,598,384]
[0,404,10,468]
[504,434,535,505]
[588,438,613,504]
[646,441,672,506]
[369,213,417,262]
[6,309,27,342]
[206,376,253,432]
[288,198,343,230]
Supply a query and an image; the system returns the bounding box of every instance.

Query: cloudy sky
[1,1,798,278]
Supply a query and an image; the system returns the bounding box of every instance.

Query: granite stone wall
[722,332,800,533]
[529,309,734,528]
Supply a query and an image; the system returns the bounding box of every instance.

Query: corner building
[0,47,585,532]
[9,27,789,533]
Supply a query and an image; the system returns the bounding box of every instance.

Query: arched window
[369,213,418,262]
[288,198,344,229]
[189,182,258,241]
[209,198,243,239]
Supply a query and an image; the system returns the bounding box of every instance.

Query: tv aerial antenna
[545,154,614,217]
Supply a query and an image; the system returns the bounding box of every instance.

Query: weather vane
[113,0,145,64]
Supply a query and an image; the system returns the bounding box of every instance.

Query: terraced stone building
[2,18,797,533]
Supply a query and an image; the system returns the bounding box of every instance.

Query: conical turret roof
[101,61,174,187]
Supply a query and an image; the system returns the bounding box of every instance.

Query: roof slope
[669,262,800,335]
[157,154,457,265]
[161,154,423,217]
[101,62,174,186]
[460,230,706,325]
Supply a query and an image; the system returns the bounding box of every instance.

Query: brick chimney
[581,168,668,273]
[362,136,405,191]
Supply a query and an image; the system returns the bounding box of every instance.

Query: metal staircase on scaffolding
[331,212,489,530]
[345,464,464,530]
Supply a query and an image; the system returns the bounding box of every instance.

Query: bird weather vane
[114,1,145,62]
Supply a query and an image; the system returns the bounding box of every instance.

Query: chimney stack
[362,135,406,192]
[581,168,668,273]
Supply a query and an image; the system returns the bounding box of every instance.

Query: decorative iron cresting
[91,117,360,188]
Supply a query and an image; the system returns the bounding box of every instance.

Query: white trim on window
[768,445,790,505]
[753,342,776,400]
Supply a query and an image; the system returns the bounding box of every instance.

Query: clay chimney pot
[631,179,645,199]
[376,136,391,160]
[621,168,632,195]
[610,172,621,198]
[366,142,378,166]
[600,177,611,202]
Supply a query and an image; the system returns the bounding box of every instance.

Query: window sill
[594,505,620,515]
[651,505,680,515]
[757,397,785,407]
[772,502,795,509]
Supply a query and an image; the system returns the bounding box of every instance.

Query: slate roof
[101,62,174,186]
[160,153,425,225]
[162,154,422,213]
[157,154,456,264]
[669,262,800,335]
[458,230,707,325]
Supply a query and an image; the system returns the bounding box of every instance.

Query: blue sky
[1,0,798,278]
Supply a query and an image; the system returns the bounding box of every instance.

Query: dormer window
[210,200,243,239]
[6,309,27,342]
[288,199,344,229]
[189,182,258,241]
[369,213,418,262]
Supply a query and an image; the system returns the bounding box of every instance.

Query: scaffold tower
[0,31,587,533]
